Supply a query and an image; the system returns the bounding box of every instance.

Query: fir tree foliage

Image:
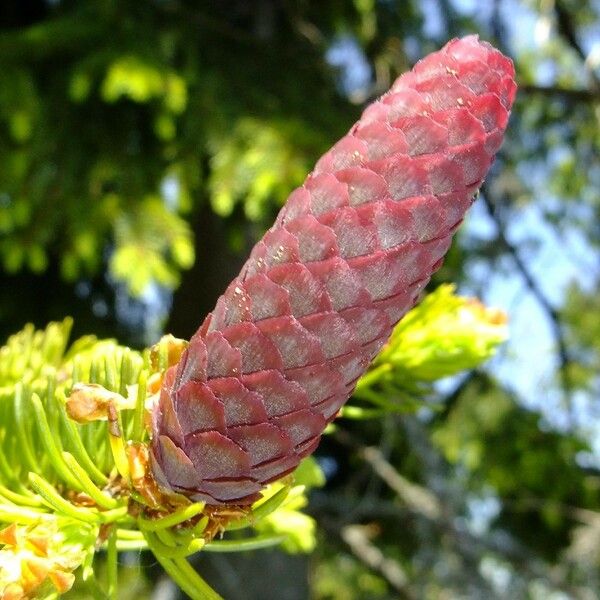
[0,283,505,598]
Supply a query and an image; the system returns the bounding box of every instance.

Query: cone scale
[151,36,517,505]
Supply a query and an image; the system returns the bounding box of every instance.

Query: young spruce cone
[151,36,516,504]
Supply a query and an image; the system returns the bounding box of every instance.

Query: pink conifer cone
[151,36,517,505]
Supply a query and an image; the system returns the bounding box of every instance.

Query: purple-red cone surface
[151,36,516,505]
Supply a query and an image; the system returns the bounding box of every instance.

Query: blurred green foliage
[374,284,508,382]
[208,117,311,221]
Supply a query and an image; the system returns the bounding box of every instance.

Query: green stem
[108,411,130,481]
[28,473,99,523]
[203,534,286,553]
[0,503,53,524]
[137,501,205,532]
[193,515,209,536]
[226,486,289,531]
[106,527,118,599]
[56,392,108,486]
[103,354,118,392]
[14,384,40,474]
[90,357,100,384]
[144,530,205,558]
[173,557,225,600]
[61,452,117,509]
[98,506,132,525]
[44,377,60,440]
[118,351,131,398]
[0,436,25,488]
[156,527,179,547]
[115,539,148,551]
[116,528,145,540]
[131,371,148,443]
[0,483,42,507]
[153,552,223,600]
[31,394,82,490]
